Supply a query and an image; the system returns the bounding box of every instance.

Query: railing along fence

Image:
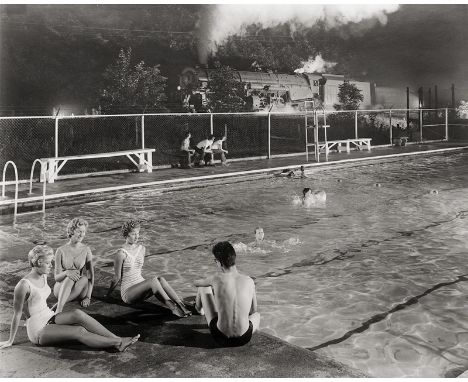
[0,108,462,181]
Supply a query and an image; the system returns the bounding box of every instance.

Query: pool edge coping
[1,145,467,209]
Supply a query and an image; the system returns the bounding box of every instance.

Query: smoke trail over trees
[196,4,399,63]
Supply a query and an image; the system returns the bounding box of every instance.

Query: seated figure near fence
[193,135,215,166]
[209,135,229,166]
[179,132,194,169]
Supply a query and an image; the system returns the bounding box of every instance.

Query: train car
[179,66,376,112]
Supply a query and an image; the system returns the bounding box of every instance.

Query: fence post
[445,108,448,141]
[210,113,214,135]
[267,112,271,158]
[389,110,392,145]
[305,111,308,161]
[354,110,358,139]
[419,108,423,142]
[55,117,59,157]
[141,115,145,149]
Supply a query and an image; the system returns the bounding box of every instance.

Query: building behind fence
[0,108,466,181]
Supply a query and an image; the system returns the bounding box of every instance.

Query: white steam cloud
[197,4,400,63]
[294,54,336,74]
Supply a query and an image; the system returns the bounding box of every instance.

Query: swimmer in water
[302,187,326,206]
[254,227,265,244]
[234,227,300,254]
[275,169,294,177]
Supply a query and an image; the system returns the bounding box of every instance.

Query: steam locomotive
[179,66,375,112]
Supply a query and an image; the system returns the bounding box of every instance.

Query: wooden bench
[40,148,155,183]
[311,138,372,155]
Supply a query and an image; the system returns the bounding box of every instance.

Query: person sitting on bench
[179,132,194,169]
[194,135,215,166]
[208,135,229,166]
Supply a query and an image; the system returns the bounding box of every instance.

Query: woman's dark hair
[303,187,311,197]
[184,131,191,138]
[212,241,236,268]
[121,219,141,238]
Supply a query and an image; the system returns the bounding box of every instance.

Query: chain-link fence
[0,117,56,179]
[0,108,462,181]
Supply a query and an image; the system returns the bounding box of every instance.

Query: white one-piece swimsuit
[24,275,55,345]
[120,245,145,303]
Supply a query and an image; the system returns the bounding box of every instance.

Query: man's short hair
[303,187,311,197]
[212,241,236,268]
[208,134,215,140]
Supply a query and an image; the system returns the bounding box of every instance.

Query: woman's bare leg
[55,309,118,339]
[55,277,88,313]
[124,278,167,303]
[39,324,139,351]
[125,278,185,317]
[158,277,191,316]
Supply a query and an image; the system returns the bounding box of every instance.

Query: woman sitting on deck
[106,219,191,317]
[53,218,94,313]
[0,245,139,351]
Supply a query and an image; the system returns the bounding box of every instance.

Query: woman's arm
[0,280,28,349]
[83,247,95,303]
[107,250,126,297]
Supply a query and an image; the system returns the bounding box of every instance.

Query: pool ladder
[1,160,47,219]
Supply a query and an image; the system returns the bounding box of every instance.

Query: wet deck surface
[0,269,366,378]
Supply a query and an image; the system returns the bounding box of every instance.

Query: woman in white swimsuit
[107,220,191,317]
[54,217,94,313]
[0,245,139,351]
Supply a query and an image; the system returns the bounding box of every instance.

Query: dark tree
[205,63,246,112]
[100,48,167,113]
[334,80,364,110]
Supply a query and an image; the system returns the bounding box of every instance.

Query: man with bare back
[194,241,260,347]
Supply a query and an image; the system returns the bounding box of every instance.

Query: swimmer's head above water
[302,188,326,203]
[255,227,264,242]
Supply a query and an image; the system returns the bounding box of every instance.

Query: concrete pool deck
[1,141,467,216]
[0,267,367,378]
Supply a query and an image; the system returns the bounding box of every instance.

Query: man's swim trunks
[209,316,253,347]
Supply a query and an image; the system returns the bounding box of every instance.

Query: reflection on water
[1,152,468,377]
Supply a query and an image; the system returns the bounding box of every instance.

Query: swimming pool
[1,151,467,377]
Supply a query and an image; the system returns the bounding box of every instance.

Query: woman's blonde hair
[67,218,88,238]
[28,245,54,267]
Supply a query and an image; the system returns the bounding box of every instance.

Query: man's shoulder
[237,273,254,285]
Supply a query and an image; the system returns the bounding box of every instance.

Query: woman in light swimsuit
[0,245,139,351]
[107,220,191,317]
[54,218,94,313]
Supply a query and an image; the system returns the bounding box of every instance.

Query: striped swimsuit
[120,245,145,303]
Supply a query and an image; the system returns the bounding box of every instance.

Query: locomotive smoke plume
[196,4,399,64]
[294,54,336,74]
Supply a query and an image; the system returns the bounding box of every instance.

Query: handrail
[2,160,19,216]
[28,159,47,213]
[29,159,43,194]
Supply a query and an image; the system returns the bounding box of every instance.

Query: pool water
[1,151,467,377]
